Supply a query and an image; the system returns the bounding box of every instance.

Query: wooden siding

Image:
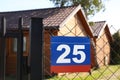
[43,14,89,75]
[57,14,90,75]
[58,14,87,36]
[5,14,93,75]
[96,29,110,67]
[43,30,58,75]
[59,13,96,69]
[6,31,29,74]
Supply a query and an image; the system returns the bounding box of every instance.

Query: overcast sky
[0,0,120,34]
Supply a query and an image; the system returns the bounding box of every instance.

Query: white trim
[59,5,93,37]
[80,9,94,34]
[59,5,81,28]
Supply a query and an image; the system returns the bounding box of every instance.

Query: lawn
[46,65,120,80]
[5,65,120,80]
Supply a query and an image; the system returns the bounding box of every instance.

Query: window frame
[9,32,29,56]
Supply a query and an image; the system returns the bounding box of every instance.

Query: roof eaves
[44,26,59,30]
[80,8,94,36]
[105,25,113,42]
[77,8,94,38]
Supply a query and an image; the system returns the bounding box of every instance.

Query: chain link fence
[1,5,120,80]
[43,20,120,80]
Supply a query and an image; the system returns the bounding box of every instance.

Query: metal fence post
[17,17,23,80]
[30,18,43,80]
[0,17,6,80]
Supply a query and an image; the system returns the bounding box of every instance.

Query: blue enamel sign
[50,36,91,73]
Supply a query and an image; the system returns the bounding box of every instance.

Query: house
[0,5,112,76]
[0,5,94,75]
[91,21,112,68]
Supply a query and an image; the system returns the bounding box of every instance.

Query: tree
[110,31,120,64]
[50,0,106,17]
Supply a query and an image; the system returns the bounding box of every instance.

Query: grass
[5,65,120,80]
[46,65,120,80]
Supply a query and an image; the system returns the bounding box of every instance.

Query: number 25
[56,44,86,64]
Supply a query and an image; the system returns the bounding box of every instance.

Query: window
[23,37,27,52]
[13,38,17,52]
[13,37,27,52]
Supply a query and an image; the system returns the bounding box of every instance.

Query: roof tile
[0,6,77,29]
[91,21,106,36]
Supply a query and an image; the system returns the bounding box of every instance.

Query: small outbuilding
[91,21,112,68]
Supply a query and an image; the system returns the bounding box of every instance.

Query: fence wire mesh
[43,20,120,80]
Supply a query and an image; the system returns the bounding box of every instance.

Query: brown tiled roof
[91,21,106,37]
[0,6,77,30]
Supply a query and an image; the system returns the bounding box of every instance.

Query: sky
[89,0,120,34]
[0,0,54,11]
[0,0,120,34]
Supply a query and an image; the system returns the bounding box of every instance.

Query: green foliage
[50,0,106,17]
[89,21,95,26]
[110,31,120,64]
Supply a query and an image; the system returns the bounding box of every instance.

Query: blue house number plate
[50,36,91,73]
